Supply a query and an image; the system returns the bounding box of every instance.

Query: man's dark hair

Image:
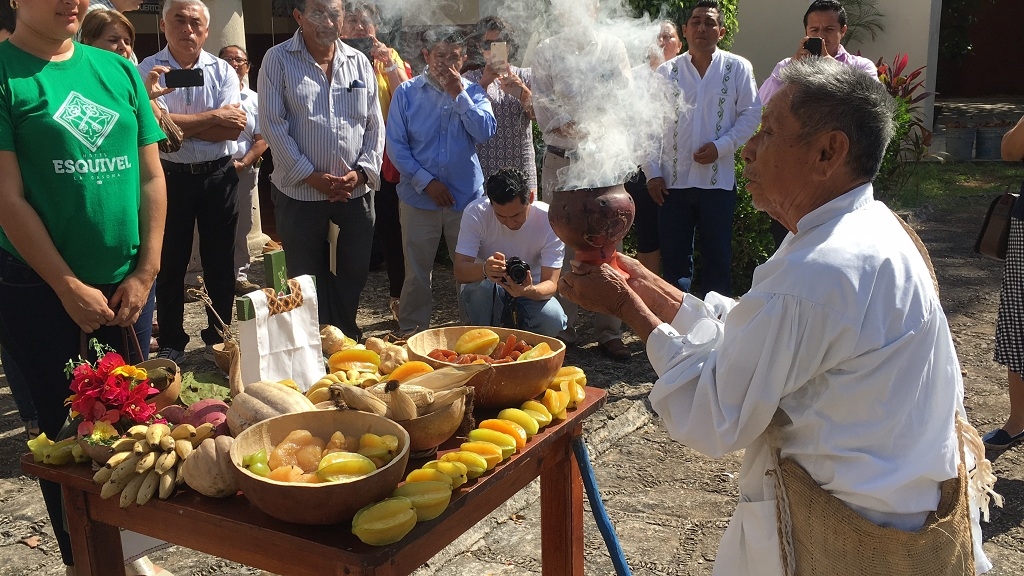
[0,0,14,35]
[685,0,723,28]
[804,0,847,28]
[422,26,466,52]
[780,58,894,180]
[475,15,518,60]
[486,168,530,206]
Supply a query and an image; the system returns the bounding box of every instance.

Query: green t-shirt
[0,42,164,285]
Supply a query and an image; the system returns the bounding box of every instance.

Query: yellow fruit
[277,379,300,391]
[351,497,418,546]
[306,386,332,404]
[542,388,570,418]
[387,361,434,383]
[439,450,488,479]
[357,433,397,463]
[392,480,453,522]
[466,428,517,459]
[421,460,468,489]
[452,328,501,356]
[459,441,503,470]
[520,400,553,427]
[328,349,381,373]
[478,419,527,451]
[497,408,540,437]
[559,380,586,410]
[316,451,377,482]
[517,341,552,361]
[405,467,453,487]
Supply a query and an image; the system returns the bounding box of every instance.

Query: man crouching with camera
[453,168,567,337]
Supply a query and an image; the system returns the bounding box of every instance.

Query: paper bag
[238,274,324,391]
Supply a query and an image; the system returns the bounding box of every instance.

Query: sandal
[982,428,1024,462]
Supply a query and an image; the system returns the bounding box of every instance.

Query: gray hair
[162,0,211,24]
[779,57,894,181]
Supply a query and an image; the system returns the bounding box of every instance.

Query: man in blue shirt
[386,27,496,335]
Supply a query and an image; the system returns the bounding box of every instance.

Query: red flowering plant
[64,339,162,443]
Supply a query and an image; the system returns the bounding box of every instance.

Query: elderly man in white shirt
[561,57,995,575]
[645,0,760,297]
[258,0,384,341]
[138,0,246,363]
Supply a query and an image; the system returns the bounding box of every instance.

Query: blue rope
[571,436,632,576]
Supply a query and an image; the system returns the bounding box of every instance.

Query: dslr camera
[504,256,531,285]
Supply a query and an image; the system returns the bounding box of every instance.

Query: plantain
[158,468,177,499]
[133,439,152,456]
[100,472,136,500]
[145,423,171,446]
[120,472,149,508]
[191,423,216,446]
[403,364,490,392]
[335,383,389,417]
[104,450,134,470]
[155,450,178,474]
[159,435,176,452]
[135,470,160,506]
[135,451,157,475]
[170,423,196,441]
[174,439,194,460]
[110,437,138,453]
[125,424,149,440]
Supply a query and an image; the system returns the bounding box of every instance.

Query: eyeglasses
[225,57,248,64]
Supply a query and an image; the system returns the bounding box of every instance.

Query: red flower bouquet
[65,340,161,439]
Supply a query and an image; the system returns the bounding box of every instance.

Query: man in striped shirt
[259,0,384,340]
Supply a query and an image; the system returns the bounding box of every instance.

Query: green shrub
[731,150,774,294]
[627,0,740,50]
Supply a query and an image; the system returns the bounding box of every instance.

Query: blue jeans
[0,248,154,566]
[658,186,737,296]
[460,280,567,338]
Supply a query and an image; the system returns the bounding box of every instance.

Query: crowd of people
[0,0,1015,574]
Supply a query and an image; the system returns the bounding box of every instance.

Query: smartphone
[164,68,204,88]
[489,41,509,74]
[341,37,374,61]
[803,37,824,57]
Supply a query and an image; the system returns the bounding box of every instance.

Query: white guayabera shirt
[645,184,992,575]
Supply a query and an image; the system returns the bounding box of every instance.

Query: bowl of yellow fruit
[229,409,410,525]
[406,326,565,409]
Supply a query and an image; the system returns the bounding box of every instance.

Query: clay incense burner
[547,183,635,266]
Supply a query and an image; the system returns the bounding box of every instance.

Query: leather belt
[161,156,231,175]
[545,145,573,159]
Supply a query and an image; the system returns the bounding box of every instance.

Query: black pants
[375,178,405,298]
[157,158,239,350]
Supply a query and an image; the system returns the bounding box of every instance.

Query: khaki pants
[397,202,464,334]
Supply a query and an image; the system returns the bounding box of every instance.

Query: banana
[191,422,216,446]
[135,451,157,474]
[135,470,160,506]
[109,454,142,484]
[403,363,490,392]
[120,472,148,508]
[335,383,389,417]
[133,439,152,456]
[100,472,136,499]
[421,386,470,415]
[170,424,196,441]
[159,435,176,451]
[174,439,194,460]
[386,384,418,421]
[125,424,149,440]
[145,423,171,446]
[155,450,178,474]
[104,450,134,470]
[306,386,332,404]
[110,437,138,453]
[158,468,177,499]
[93,465,114,484]
[175,461,187,485]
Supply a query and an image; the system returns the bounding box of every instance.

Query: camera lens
[505,257,530,285]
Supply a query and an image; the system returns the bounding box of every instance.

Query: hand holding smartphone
[489,41,509,75]
[803,37,824,57]
[164,68,204,88]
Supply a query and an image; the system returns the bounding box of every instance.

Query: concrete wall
[730,0,941,129]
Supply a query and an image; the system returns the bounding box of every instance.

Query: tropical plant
[730,151,774,294]
[874,53,934,202]
[627,0,740,50]
[841,0,885,45]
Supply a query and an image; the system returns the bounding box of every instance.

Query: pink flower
[77,420,94,437]
[100,378,129,406]
[95,352,125,380]
[121,400,155,423]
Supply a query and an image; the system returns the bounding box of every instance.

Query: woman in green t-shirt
[0,0,166,571]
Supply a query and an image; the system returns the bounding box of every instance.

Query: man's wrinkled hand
[558,261,634,318]
[215,104,247,131]
[425,179,455,208]
[647,177,668,206]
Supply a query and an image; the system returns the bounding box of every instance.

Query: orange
[388,361,435,383]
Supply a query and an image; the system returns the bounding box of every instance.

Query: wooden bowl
[77,438,115,465]
[399,394,466,453]
[405,327,565,409]
[228,410,410,525]
[209,342,232,373]
[136,358,181,411]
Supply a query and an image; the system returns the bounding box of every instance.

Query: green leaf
[179,371,231,406]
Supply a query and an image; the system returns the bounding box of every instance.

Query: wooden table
[23,387,607,576]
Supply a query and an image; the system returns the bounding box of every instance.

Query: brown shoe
[597,337,630,360]
[235,279,261,295]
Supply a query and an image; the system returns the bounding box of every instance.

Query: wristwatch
[354,165,368,185]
